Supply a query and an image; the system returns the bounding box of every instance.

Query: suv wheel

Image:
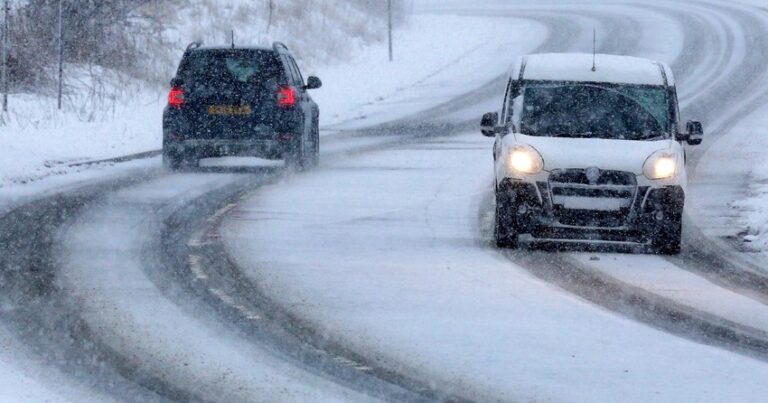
[651,210,682,255]
[308,123,320,168]
[163,152,183,171]
[285,133,305,169]
[494,190,519,248]
[163,152,198,172]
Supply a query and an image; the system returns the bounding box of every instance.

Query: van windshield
[519,83,671,140]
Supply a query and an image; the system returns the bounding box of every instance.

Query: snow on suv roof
[520,53,672,86]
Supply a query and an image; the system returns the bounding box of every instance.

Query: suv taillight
[277,86,296,108]
[168,86,184,108]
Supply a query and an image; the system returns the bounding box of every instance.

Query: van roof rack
[273,42,289,53]
[186,41,202,51]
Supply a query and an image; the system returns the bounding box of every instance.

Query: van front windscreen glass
[519,83,670,140]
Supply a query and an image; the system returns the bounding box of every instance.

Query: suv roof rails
[186,41,203,51]
[273,42,289,53]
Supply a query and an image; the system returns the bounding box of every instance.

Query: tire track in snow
[0,173,204,402]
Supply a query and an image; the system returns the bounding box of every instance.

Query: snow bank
[0,70,162,189]
[725,111,768,255]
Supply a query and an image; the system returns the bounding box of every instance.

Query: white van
[481,53,703,254]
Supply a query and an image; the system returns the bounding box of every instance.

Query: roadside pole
[388,0,393,62]
[266,0,274,35]
[2,0,8,112]
[57,0,63,110]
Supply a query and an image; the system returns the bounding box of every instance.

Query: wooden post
[388,0,393,62]
[2,0,9,112]
[58,0,64,109]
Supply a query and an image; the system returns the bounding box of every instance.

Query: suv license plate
[208,105,252,116]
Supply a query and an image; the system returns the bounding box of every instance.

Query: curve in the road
[6,1,768,401]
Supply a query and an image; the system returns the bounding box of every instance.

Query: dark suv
[163,42,322,170]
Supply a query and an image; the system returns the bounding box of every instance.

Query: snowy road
[3,1,768,402]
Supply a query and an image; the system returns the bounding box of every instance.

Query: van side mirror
[305,76,322,90]
[481,112,499,137]
[170,77,183,87]
[685,120,703,146]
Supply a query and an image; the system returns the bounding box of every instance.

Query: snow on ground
[0,76,163,190]
[0,9,544,401]
[222,132,768,403]
[58,173,372,402]
[571,253,768,330]
[701,107,768,256]
[0,327,97,403]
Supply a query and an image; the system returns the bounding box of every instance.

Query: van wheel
[494,190,519,248]
[652,211,682,255]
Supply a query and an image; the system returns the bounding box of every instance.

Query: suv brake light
[277,86,296,108]
[168,86,184,108]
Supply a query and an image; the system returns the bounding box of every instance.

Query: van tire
[494,190,519,248]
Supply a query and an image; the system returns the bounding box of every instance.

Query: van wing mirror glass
[686,120,703,146]
[481,112,499,137]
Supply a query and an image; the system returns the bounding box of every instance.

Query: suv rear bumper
[164,138,289,160]
[497,178,684,244]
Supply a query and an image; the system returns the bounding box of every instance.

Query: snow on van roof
[521,53,671,86]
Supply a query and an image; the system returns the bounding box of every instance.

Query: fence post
[388,0,393,62]
[57,0,63,110]
[266,0,274,35]
[2,0,9,112]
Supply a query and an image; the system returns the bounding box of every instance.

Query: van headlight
[508,145,544,175]
[643,151,678,180]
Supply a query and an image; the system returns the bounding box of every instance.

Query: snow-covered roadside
[698,107,768,256]
[312,15,545,129]
[0,88,163,190]
[222,132,768,402]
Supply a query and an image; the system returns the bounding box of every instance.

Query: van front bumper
[497,177,684,244]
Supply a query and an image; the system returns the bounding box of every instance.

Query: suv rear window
[178,49,284,95]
